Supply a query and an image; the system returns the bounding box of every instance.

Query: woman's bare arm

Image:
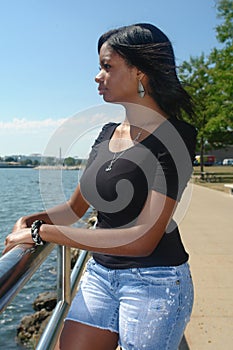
[38,190,176,257]
[4,189,176,257]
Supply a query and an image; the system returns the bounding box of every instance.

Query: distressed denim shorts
[66,258,194,350]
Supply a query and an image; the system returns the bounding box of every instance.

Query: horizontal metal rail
[0,243,55,313]
[0,243,89,350]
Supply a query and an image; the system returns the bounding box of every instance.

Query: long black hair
[98,23,194,119]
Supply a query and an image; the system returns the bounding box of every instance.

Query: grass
[192,165,233,193]
[193,165,233,174]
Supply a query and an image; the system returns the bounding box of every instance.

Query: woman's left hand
[3,228,33,255]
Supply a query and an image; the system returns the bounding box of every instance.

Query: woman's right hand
[3,227,33,255]
[12,216,28,232]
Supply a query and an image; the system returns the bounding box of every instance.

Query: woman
[4,23,197,350]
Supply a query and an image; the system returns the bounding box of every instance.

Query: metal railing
[0,243,89,349]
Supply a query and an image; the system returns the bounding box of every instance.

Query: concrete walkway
[180,184,233,349]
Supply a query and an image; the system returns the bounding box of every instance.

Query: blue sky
[0,0,221,157]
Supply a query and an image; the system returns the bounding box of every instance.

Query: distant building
[206,145,233,162]
[28,154,43,162]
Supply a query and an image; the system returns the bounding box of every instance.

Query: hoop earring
[138,80,145,98]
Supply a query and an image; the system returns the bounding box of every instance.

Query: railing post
[36,249,89,350]
[57,245,71,305]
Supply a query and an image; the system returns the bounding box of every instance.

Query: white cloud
[0,118,66,132]
[0,105,124,156]
[0,118,67,156]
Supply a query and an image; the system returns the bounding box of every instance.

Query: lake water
[0,168,87,349]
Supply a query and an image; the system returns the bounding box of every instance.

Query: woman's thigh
[56,320,119,350]
[118,263,194,350]
[65,259,120,333]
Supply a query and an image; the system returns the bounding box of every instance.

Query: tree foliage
[215,0,233,45]
[64,157,76,166]
[178,0,233,169]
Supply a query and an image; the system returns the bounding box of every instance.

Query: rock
[87,215,97,228]
[33,291,57,311]
[71,248,80,269]
[16,292,57,347]
[17,308,52,347]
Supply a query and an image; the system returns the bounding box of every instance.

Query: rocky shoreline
[17,291,57,348]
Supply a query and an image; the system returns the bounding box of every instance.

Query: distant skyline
[0,0,221,156]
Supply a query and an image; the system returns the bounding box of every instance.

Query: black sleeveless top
[80,117,197,268]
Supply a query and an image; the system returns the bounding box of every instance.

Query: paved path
[180,184,233,349]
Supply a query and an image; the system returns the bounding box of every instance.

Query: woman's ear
[136,70,145,81]
[136,71,146,98]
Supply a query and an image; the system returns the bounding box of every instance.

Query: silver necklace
[105,128,143,172]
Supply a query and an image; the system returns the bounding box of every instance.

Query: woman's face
[95,42,139,103]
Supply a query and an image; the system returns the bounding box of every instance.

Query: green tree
[179,54,213,174]
[215,0,233,45]
[5,156,16,162]
[32,159,40,166]
[41,157,56,165]
[206,0,233,146]
[20,159,32,166]
[64,157,76,166]
[179,0,233,174]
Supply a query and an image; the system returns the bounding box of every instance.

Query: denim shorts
[66,258,194,350]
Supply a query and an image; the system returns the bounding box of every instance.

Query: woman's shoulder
[99,121,119,137]
[169,117,197,138]
[93,122,119,145]
[101,122,119,133]
[168,117,197,160]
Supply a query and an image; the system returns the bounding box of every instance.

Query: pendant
[105,157,116,172]
[105,161,114,172]
[105,165,112,172]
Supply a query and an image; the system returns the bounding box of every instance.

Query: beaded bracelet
[31,220,45,246]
